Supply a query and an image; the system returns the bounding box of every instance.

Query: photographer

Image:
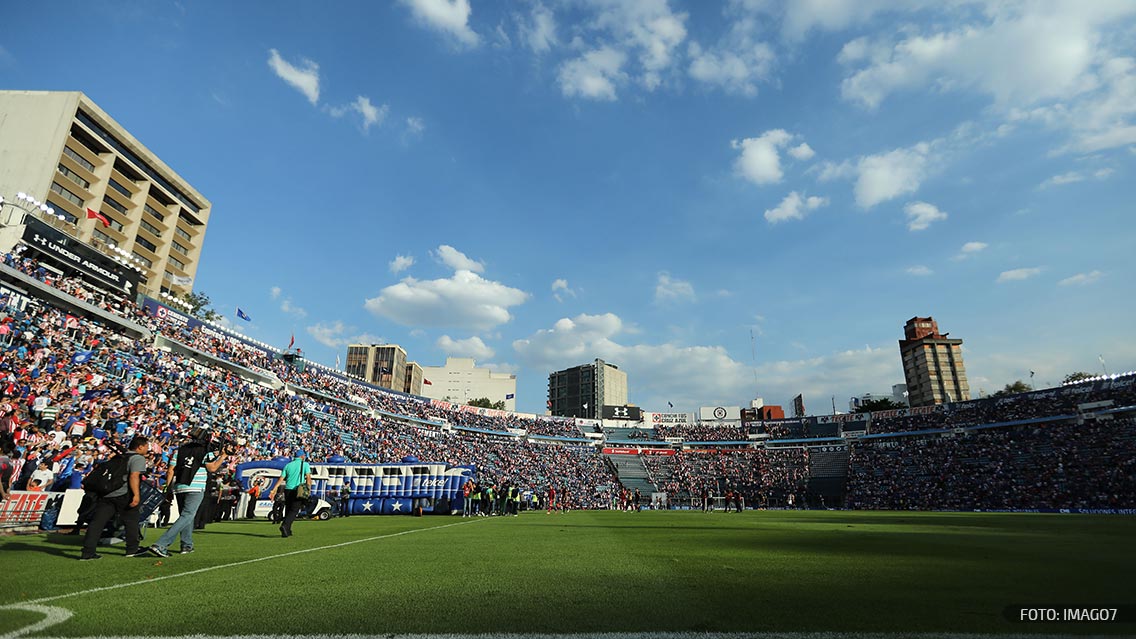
[148,427,229,558]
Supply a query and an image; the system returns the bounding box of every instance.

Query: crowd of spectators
[846,418,1136,510]
[654,423,747,442]
[3,263,1134,517]
[643,448,808,508]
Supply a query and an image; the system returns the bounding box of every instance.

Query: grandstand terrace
[1,264,1134,521]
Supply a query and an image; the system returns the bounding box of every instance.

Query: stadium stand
[2,257,1134,524]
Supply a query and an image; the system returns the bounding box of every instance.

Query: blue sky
[4,0,1135,414]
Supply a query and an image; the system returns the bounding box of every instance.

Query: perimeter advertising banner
[602,447,676,456]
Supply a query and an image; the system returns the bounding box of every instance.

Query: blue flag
[71,350,95,365]
[236,307,251,322]
[668,401,674,408]
[505,393,515,400]
[82,388,115,401]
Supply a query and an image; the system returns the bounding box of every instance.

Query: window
[174,226,191,241]
[144,203,166,221]
[140,219,162,237]
[135,237,157,253]
[132,252,152,268]
[46,200,80,225]
[108,178,132,198]
[102,214,124,232]
[57,164,91,190]
[103,196,128,214]
[172,241,189,256]
[92,228,112,244]
[168,255,185,270]
[50,182,84,207]
[62,146,96,172]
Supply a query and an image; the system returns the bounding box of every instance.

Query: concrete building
[420,357,517,411]
[548,359,627,419]
[346,343,408,393]
[849,385,909,412]
[899,316,971,407]
[404,361,423,396]
[0,91,211,298]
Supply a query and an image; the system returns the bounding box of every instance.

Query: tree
[853,398,907,414]
[180,290,219,322]
[1063,371,1094,384]
[993,380,1032,397]
[467,397,505,410]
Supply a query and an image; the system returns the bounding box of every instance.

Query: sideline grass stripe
[14,519,481,607]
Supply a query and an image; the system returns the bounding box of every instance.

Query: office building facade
[346,343,408,392]
[899,316,971,407]
[0,91,211,298]
[548,359,627,419]
[420,357,517,411]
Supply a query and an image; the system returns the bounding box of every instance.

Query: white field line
[0,605,72,639]
[8,519,482,608]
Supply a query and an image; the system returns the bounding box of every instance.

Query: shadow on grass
[2,540,76,558]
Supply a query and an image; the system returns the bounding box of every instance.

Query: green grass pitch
[1,510,1133,636]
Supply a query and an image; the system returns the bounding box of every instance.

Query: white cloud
[654,272,695,304]
[906,265,933,276]
[352,96,387,131]
[854,143,931,208]
[365,270,529,331]
[270,286,282,300]
[558,47,627,101]
[406,116,426,135]
[399,0,479,47]
[329,96,389,132]
[513,312,904,410]
[389,255,415,274]
[520,2,557,54]
[829,4,1136,154]
[997,267,1043,283]
[788,142,815,161]
[280,298,307,318]
[688,40,775,96]
[1058,270,1103,286]
[267,49,320,105]
[307,321,384,350]
[732,129,796,185]
[436,335,495,360]
[433,245,484,273]
[588,0,688,91]
[551,278,576,302]
[763,191,828,224]
[479,362,519,375]
[903,201,948,231]
[1040,167,1114,188]
[952,241,989,260]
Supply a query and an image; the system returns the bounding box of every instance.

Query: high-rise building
[0,91,211,298]
[899,316,970,407]
[548,359,627,419]
[404,361,423,396]
[346,343,408,392]
[419,357,517,411]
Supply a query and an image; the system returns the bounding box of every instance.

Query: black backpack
[173,442,207,486]
[83,453,135,496]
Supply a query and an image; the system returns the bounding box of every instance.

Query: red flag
[86,208,110,227]
[423,379,432,385]
[288,334,294,350]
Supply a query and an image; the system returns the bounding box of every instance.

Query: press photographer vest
[173,442,208,487]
